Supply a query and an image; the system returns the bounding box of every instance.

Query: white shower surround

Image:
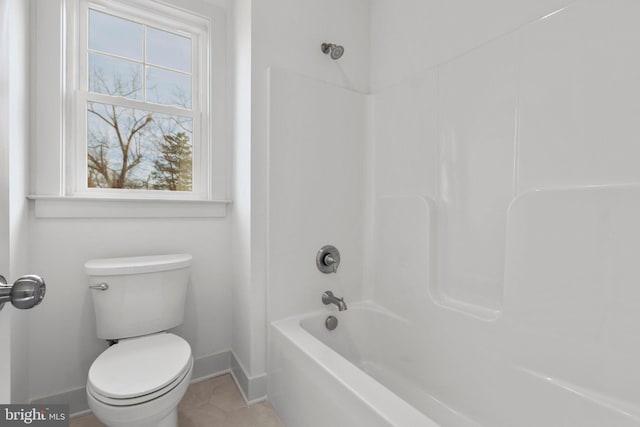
[269,188,640,426]
[267,0,640,425]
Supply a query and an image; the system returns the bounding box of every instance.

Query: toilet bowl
[87,333,193,427]
[85,254,193,427]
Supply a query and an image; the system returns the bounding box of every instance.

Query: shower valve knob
[317,245,341,274]
[0,274,46,311]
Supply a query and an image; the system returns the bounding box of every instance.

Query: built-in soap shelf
[373,194,503,321]
[374,184,640,322]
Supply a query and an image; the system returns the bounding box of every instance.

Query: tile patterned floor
[70,374,284,427]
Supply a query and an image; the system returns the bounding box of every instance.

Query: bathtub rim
[270,301,440,427]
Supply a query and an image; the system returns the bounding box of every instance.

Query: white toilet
[85,254,194,427]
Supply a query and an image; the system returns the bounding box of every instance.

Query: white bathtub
[268,302,479,427]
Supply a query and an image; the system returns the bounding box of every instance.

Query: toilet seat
[88,358,193,406]
[88,333,192,406]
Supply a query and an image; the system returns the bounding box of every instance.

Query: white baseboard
[230,351,267,403]
[31,387,88,417]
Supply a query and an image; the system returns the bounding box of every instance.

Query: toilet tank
[85,254,192,340]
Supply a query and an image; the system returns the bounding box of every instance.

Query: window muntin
[78,3,206,196]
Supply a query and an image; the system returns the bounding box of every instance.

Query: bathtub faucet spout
[322,290,347,311]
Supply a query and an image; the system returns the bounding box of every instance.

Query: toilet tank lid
[85,254,192,276]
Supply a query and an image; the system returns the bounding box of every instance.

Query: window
[31,0,228,216]
[73,1,208,198]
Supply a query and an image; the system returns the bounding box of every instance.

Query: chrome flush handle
[89,283,109,291]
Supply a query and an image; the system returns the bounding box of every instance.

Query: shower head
[321,42,344,60]
[330,45,344,60]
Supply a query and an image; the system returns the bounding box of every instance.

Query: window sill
[28,196,231,219]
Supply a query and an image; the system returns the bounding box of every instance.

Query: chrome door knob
[0,274,46,311]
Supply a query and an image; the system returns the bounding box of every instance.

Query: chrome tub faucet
[322,290,347,311]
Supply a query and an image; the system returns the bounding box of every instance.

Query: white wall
[26,0,234,403]
[0,0,32,404]
[267,68,366,322]
[370,0,574,92]
[370,0,640,315]
[22,0,371,405]
[369,0,576,314]
[8,0,31,404]
[231,0,371,382]
[367,0,640,424]
[27,217,232,400]
[0,0,11,402]
[230,0,253,383]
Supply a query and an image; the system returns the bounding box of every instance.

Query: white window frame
[71,0,209,200]
[30,0,230,217]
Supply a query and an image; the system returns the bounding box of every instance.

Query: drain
[325,315,338,331]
